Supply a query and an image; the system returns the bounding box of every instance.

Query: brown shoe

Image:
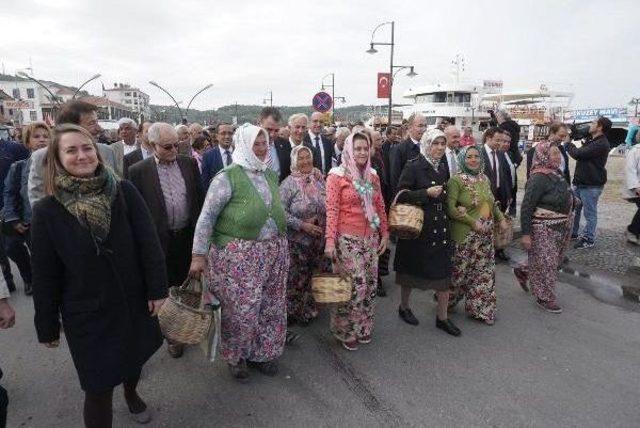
[167,343,184,358]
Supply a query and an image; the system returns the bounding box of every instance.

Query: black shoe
[229,360,250,382]
[436,317,461,336]
[24,282,33,296]
[285,330,300,345]
[248,360,279,376]
[574,238,594,250]
[398,306,419,325]
[376,283,387,297]
[495,250,510,262]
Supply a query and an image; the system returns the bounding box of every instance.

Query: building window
[12,88,20,99]
[29,111,37,121]
[124,100,131,104]
[133,92,138,98]
[27,88,35,99]
[124,92,131,97]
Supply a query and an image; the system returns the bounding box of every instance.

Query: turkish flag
[377,73,391,98]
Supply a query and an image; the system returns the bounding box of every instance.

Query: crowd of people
[0,98,638,427]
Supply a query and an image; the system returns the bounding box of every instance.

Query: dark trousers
[165,227,194,288]
[0,234,14,290]
[0,368,7,428]
[629,199,640,236]
[4,233,31,285]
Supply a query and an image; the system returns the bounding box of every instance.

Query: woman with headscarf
[324,131,389,351]
[446,145,507,325]
[279,145,329,325]
[189,123,288,381]
[393,129,460,335]
[514,142,577,313]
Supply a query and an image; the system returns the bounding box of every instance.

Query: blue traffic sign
[312,91,333,113]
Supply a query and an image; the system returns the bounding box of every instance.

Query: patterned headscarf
[531,141,561,177]
[456,145,484,176]
[231,123,271,172]
[339,131,380,230]
[290,145,324,196]
[420,128,447,171]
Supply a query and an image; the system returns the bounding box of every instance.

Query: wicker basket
[312,273,352,303]
[494,215,514,250]
[388,189,424,239]
[158,277,213,345]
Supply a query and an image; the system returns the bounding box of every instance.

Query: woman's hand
[499,219,509,232]
[301,222,323,237]
[426,185,443,198]
[521,234,532,250]
[457,206,467,216]
[44,340,60,348]
[472,220,485,233]
[189,254,206,278]
[13,223,29,235]
[148,298,166,317]
[377,236,389,256]
[324,245,336,261]
[0,300,15,329]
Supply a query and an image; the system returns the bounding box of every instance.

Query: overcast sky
[2,0,638,111]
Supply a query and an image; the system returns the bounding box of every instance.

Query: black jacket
[393,155,452,280]
[389,138,421,195]
[31,181,167,392]
[303,133,334,175]
[273,137,292,182]
[565,135,610,186]
[526,144,571,184]
[499,119,523,166]
[482,145,512,211]
[122,149,143,179]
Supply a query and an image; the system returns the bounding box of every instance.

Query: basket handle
[390,189,411,208]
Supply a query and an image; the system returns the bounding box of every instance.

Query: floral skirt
[330,234,379,342]
[206,237,289,365]
[450,222,496,321]
[286,239,331,323]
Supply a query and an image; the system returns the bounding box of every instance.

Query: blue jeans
[572,185,603,242]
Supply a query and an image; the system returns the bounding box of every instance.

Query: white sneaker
[626,231,639,245]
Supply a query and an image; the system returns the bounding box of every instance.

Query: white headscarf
[231,123,270,172]
[420,128,446,170]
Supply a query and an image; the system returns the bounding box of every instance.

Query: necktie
[314,135,322,170]
[491,150,498,188]
[225,150,232,167]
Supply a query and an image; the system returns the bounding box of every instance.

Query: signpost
[312,91,333,113]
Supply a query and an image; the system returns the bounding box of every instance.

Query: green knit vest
[212,165,286,247]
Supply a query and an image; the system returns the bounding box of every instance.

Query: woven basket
[158,277,213,345]
[494,215,514,250]
[388,189,424,239]
[312,273,352,303]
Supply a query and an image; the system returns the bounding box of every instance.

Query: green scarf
[456,145,484,176]
[53,165,118,242]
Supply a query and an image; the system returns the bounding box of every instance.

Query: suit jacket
[303,133,334,175]
[28,143,118,206]
[389,138,421,196]
[499,119,523,166]
[482,145,511,211]
[123,149,144,179]
[111,140,138,177]
[201,147,225,190]
[127,155,204,254]
[525,144,571,184]
[273,137,292,182]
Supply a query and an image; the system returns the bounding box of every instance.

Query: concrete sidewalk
[2,262,639,427]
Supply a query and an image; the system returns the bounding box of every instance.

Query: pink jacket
[325,170,388,249]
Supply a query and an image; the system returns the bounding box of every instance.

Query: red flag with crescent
[377,73,391,98]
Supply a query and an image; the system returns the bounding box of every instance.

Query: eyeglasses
[158,143,179,150]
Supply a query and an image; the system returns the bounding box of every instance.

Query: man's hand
[13,223,29,235]
[0,299,15,329]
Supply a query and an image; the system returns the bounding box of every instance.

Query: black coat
[482,146,512,211]
[31,180,168,393]
[499,119,523,166]
[389,138,421,195]
[122,149,143,179]
[273,137,292,182]
[393,155,452,280]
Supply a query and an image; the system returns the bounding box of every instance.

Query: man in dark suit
[128,123,204,358]
[482,127,511,261]
[389,113,427,195]
[259,107,291,182]
[526,122,571,184]
[201,123,234,189]
[123,121,154,179]
[303,112,334,175]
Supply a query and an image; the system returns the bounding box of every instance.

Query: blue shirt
[625,124,638,147]
[0,140,29,211]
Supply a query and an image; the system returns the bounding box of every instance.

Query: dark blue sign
[312,91,333,113]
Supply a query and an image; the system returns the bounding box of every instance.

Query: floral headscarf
[338,131,380,230]
[531,141,561,177]
[290,145,324,196]
[231,123,271,172]
[420,128,447,171]
[456,145,484,176]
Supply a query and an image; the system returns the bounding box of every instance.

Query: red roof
[78,96,131,111]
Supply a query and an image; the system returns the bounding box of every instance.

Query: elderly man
[123,121,154,178]
[112,117,139,177]
[288,113,308,149]
[259,107,292,182]
[200,123,235,189]
[332,127,350,167]
[304,112,334,175]
[128,123,204,358]
[389,113,427,194]
[443,125,461,176]
[175,124,191,156]
[28,101,117,205]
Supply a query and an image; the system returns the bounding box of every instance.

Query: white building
[103,83,151,121]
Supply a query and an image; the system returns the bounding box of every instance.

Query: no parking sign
[312,91,333,113]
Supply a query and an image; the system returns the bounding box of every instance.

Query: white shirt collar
[309,130,321,141]
[411,137,420,145]
[219,145,233,154]
[290,137,302,148]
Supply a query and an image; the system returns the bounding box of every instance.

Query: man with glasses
[128,123,204,358]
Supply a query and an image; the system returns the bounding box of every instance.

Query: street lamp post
[263,90,273,106]
[366,21,417,126]
[72,74,102,99]
[149,81,185,123]
[185,84,214,122]
[16,71,62,106]
[321,73,347,123]
[630,97,640,117]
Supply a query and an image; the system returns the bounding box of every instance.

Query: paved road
[2,262,639,427]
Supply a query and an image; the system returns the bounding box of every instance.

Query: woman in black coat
[394,129,461,336]
[31,124,168,427]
